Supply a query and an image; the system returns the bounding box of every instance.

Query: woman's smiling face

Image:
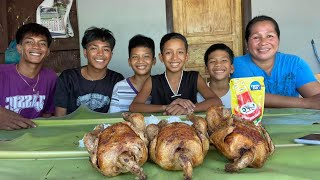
[247,20,280,63]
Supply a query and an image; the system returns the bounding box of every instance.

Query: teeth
[136,65,146,70]
[95,59,104,62]
[30,52,40,56]
[258,49,269,52]
[170,62,179,67]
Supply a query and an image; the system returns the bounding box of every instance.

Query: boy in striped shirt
[109,35,156,113]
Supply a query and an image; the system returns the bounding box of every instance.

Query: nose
[259,37,268,45]
[173,52,179,60]
[137,55,144,62]
[32,42,41,49]
[214,61,221,67]
[97,48,104,55]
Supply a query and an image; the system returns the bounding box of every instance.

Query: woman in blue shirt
[232,15,320,109]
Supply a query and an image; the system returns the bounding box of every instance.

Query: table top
[0,106,319,180]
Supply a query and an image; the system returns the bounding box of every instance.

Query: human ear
[128,58,132,67]
[17,44,22,54]
[185,52,189,62]
[83,49,88,58]
[152,57,156,65]
[158,53,164,63]
[230,64,235,74]
[46,49,50,57]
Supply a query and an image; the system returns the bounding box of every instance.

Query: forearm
[194,98,222,112]
[129,103,166,113]
[0,107,36,130]
[0,106,20,117]
[264,93,305,108]
[42,113,53,118]
[55,107,67,117]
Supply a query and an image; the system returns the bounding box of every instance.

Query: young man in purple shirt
[0,23,57,130]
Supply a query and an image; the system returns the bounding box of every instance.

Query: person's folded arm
[55,107,67,117]
[0,106,36,130]
[129,77,166,113]
[265,81,320,109]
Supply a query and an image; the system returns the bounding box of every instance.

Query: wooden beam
[0,0,8,63]
[165,0,173,33]
[242,0,252,54]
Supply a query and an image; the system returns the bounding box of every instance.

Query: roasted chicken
[83,112,148,179]
[206,106,274,172]
[147,114,209,180]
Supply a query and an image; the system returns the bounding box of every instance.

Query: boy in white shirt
[197,43,234,108]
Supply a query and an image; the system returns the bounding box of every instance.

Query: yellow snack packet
[230,77,265,125]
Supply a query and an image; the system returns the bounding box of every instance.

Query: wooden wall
[0,0,80,73]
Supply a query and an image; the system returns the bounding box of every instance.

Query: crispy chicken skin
[147,114,209,180]
[83,112,148,180]
[206,106,275,172]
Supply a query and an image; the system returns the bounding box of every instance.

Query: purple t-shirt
[0,64,57,119]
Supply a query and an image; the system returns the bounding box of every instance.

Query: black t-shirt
[54,67,124,114]
[151,71,198,105]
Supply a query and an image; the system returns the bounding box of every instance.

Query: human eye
[267,34,274,39]
[208,59,216,64]
[251,36,259,40]
[249,33,261,40]
[178,50,185,55]
[164,51,172,55]
[103,47,111,52]
[131,55,138,59]
[89,46,97,51]
[24,39,34,45]
[39,41,48,47]
[143,54,151,59]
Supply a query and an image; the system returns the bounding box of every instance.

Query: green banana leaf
[0,146,319,180]
[0,106,319,180]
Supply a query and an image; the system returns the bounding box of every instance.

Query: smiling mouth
[214,70,225,73]
[212,69,227,74]
[136,65,147,70]
[170,62,180,67]
[258,48,270,52]
[29,52,41,56]
[95,59,105,62]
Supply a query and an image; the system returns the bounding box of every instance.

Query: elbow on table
[129,103,137,112]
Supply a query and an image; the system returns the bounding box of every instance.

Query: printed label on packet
[230,77,265,125]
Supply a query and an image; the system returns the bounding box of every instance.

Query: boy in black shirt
[54,27,124,116]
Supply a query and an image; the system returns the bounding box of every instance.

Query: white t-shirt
[196,82,231,108]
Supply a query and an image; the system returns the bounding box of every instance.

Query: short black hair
[128,34,155,57]
[204,43,234,66]
[81,27,116,50]
[160,32,188,53]
[245,15,280,42]
[16,23,52,46]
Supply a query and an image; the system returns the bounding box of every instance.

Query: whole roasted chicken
[83,112,148,180]
[206,106,274,172]
[147,114,209,180]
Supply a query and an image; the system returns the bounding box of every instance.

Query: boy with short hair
[197,43,234,108]
[54,27,124,116]
[130,32,222,115]
[109,34,156,113]
[0,23,57,130]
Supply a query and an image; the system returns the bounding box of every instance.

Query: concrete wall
[77,0,320,77]
[77,0,167,78]
[252,0,320,73]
